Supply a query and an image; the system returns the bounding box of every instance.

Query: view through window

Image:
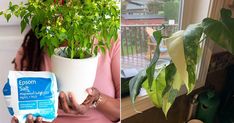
[121,0,181,70]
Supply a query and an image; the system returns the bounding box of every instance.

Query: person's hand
[59,88,100,114]
[83,87,100,107]
[11,114,42,123]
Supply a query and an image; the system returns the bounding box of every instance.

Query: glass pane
[121,0,181,70]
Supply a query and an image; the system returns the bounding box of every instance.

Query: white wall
[0,0,27,122]
[0,26,26,123]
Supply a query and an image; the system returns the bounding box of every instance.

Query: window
[121,0,182,119]
[121,0,222,120]
[121,0,182,70]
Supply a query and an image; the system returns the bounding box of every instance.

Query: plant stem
[198,35,207,44]
[71,40,74,59]
[91,36,95,56]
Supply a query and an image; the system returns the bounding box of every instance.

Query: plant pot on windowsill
[51,48,99,104]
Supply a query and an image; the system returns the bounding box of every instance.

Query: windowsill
[121,83,204,120]
[121,95,154,120]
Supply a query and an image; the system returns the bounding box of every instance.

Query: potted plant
[129,8,234,116]
[0,0,120,104]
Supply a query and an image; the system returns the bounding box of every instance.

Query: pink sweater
[14,39,120,123]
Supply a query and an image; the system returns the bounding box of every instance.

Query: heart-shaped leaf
[202,8,234,54]
[183,23,203,93]
[129,70,147,105]
[146,28,163,90]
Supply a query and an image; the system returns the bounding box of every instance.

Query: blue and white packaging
[3,71,58,123]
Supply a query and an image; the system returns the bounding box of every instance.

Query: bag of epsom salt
[2,71,58,123]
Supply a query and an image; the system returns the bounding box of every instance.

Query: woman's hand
[83,88,100,107]
[59,88,100,114]
[11,115,42,123]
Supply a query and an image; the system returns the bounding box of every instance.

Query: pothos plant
[129,8,234,116]
[0,0,120,59]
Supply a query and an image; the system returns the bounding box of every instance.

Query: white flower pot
[51,48,99,104]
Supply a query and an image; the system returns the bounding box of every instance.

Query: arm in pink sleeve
[95,37,121,122]
[110,38,121,98]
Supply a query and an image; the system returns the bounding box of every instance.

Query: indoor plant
[129,8,234,116]
[0,0,120,104]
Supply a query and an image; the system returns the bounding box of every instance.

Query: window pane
[121,0,181,70]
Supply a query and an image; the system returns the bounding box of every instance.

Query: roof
[126,2,147,10]
[130,0,148,5]
[122,14,165,20]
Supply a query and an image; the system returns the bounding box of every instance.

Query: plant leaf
[183,24,203,93]
[143,67,166,108]
[202,8,234,54]
[20,20,26,33]
[146,29,162,90]
[129,70,147,105]
[162,63,182,116]
[164,30,189,93]
[162,63,176,96]
[6,14,11,22]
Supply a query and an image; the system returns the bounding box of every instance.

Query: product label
[17,77,52,101]
[3,79,11,96]
[19,101,37,110]
[3,71,58,122]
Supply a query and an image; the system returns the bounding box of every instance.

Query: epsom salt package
[3,71,58,123]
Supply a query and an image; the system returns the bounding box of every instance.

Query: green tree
[121,1,128,14]
[163,0,180,22]
[147,1,164,14]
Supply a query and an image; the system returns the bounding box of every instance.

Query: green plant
[0,0,120,59]
[129,8,234,116]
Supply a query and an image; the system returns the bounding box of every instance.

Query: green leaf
[113,32,118,41]
[162,63,182,116]
[9,3,18,12]
[74,35,79,42]
[31,16,39,30]
[20,10,26,18]
[146,29,162,90]
[94,46,98,56]
[129,70,147,105]
[162,63,176,96]
[59,32,67,41]
[153,25,164,43]
[51,37,59,47]
[162,87,179,116]
[6,14,11,22]
[221,8,232,19]
[9,1,13,7]
[20,20,26,33]
[202,8,234,54]
[183,24,203,93]
[143,67,166,108]
[47,45,54,57]
[107,33,112,44]
[40,37,47,48]
[100,46,105,53]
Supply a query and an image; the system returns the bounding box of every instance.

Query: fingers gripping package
[3,71,58,123]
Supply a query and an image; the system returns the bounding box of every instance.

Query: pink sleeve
[110,37,121,98]
[41,53,52,71]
